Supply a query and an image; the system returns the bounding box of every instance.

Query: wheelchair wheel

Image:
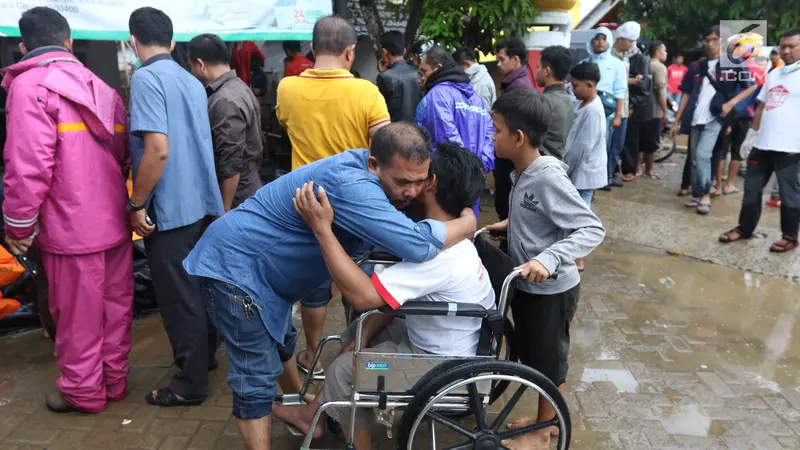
[396,360,570,450]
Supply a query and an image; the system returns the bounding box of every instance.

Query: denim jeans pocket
[230,294,270,350]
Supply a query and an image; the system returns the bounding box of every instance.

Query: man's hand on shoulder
[294,182,334,234]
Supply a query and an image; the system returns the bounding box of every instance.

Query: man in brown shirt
[188,33,263,211]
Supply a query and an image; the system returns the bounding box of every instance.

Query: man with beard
[183,122,478,449]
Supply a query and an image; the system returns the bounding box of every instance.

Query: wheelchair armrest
[367,251,402,263]
[378,301,490,318]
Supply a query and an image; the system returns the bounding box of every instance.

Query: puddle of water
[580,367,639,393]
[658,404,712,437]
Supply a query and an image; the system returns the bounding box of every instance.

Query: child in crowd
[486,89,606,450]
[564,61,608,271]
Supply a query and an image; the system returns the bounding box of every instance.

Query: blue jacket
[678,58,754,134]
[584,27,627,101]
[415,80,495,173]
[183,149,447,343]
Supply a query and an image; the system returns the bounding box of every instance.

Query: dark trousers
[738,149,800,239]
[621,119,648,175]
[144,216,219,398]
[681,132,693,190]
[494,158,515,220]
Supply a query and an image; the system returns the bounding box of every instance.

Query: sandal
[644,173,662,180]
[770,236,798,253]
[766,198,782,208]
[296,351,324,376]
[696,203,711,215]
[145,387,206,407]
[622,174,636,182]
[722,187,740,195]
[677,189,691,197]
[684,199,701,208]
[719,228,748,243]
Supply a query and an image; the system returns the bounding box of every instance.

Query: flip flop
[696,203,711,215]
[723,187,741,195]
[622,174,636,182]
[684,199,701,208]
[296,352,324,376]
[644,173,662,180]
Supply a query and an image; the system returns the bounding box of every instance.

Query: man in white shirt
[720,28,800,252]
[671,25,757,214]
[273,144,495,450]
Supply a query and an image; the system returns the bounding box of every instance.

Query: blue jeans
[204,278,297,419]
[667,92,682,104]
[606,118,629,181]
[689,121,723,198]
[578,189,594,207]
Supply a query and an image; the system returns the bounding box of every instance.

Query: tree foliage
[356,0,538,59]
[623,0,800,49]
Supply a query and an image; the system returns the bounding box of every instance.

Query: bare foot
[502,427,551,450]
[297,350,323,374]
[272,403,325,439]
[508,417,559,438]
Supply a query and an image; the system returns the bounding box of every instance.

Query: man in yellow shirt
[277,15,390,170]
[276,15,390,377]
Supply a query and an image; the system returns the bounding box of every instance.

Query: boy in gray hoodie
[486,89,605,450]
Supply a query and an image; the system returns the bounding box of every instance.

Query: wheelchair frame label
[365,362,389,371]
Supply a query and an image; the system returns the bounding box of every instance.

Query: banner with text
[0,0,331,41]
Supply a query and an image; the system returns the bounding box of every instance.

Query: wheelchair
[275,230,572,450]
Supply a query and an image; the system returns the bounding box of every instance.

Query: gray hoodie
[508,156,606,295]
[464,63,497,109]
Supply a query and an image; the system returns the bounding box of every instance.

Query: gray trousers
[318,318,421,430]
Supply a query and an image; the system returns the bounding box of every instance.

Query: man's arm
[722,84,758,117]
[653,64,669,119]
[2,87,57,249]
[751,101,766,132]
[129,71,169,206]
[366,84,391,138]
[209,98,248,212]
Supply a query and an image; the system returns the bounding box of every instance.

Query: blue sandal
[696,203,711,215]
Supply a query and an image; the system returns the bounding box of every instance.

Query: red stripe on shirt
[371,273,401,309]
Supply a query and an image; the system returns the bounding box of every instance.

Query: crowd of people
[1,4,799,450]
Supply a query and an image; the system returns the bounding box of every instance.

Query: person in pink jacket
[1,7,133,413]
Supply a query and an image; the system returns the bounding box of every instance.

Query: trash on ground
[660,277,675,288]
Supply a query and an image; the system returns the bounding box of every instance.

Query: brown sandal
[770,236,798,253]
[719,228,748,243]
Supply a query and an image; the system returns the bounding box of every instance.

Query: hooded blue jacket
[584,27,628,101]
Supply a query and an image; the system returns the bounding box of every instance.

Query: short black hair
[411,40,425,57]
[430,143,485,217]
[539,45,572,81]
[312,15,357,56]
[424,45,456,68]
[188,34,230,66]
[381,30,405,57]
[497,37,528,65]
[283,40,302,53]
[782,27,800,40]
[129,7,173,47]
[569,61,601,84]
[453,46,477,64]
[771,47,780,55]
[492,90,551,148]
[370,122,432,167]
[706,25,720,38]
[648,40,665,58]
[18,7,70,51]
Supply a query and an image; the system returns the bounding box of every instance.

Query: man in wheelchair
[275,144,495,449]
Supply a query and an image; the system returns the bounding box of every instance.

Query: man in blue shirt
[127,7,224,408]
[183,122,477,448]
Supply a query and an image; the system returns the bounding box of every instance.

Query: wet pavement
[3,154,800,449]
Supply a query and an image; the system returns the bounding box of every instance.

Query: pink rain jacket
[1,49,130,255]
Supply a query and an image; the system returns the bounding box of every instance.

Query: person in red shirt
[283,41,314,77]
[667,54,688,104]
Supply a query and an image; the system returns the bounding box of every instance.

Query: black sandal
[145,387,206,407]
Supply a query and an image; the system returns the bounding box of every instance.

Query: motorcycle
[655,98,680,163]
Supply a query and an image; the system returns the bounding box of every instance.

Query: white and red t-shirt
[371,240,495,356]
[756,68,800,153]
